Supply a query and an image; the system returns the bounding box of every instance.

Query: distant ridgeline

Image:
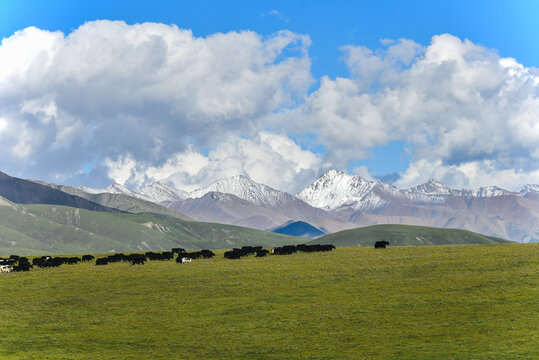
[0,170,526,256]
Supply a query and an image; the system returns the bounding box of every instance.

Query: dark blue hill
[271,220,326,238]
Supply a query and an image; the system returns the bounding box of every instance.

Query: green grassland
[0,201,300,255]
[0,244,537,359]
[313,224,512,247]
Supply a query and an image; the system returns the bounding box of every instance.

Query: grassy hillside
[0,244,537,359]
[0,199,300,255]
[51,184,193,221]
[311,224,512,247]
[0,171,121,213]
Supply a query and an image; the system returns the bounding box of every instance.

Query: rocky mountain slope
[298,170,539,243]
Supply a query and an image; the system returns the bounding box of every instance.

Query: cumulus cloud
[104,132,322,193]
[0,21,312,185]
[282,34,539,190]
[1,22,538,192]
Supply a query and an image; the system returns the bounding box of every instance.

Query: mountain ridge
[6,170,538,243]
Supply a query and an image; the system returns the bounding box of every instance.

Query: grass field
[0,244,537,359]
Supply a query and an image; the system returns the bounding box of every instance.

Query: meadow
[0,244,537,359]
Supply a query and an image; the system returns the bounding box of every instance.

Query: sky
[0,0,538,193]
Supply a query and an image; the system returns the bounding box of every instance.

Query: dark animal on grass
[224,246,267,260]
[374,241,389,249]
[82,255,95,262]
[223,250,241,260]
[200,250,215,258]
[9,255,20,261]
[256,249,269,257]
[107,253,127,262]
[171,248,186,254]
[34,257,64,268]
[175,250,208,262]
[128,254,146,265]
[162,251,174,260]
[145,251,165,260]
[95,258,109,266]
[186,251,203,259]
[64,257,81,265]
[12,262,32,271]
[272,244,335,255]
[272,245,298,255]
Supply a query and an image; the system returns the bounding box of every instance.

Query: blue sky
[0,1,538,191]
[2,0,537,77]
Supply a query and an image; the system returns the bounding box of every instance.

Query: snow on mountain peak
[78,185,105,194]
[518,184,539,195]
[410,179,453,195]
[188,175,288,206]
[297,169,385,210]
[104,182,138,197]
[137,181,189,203]
[77,170,537,211]
[471,186,512,198]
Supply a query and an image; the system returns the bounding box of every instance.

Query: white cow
[181,257,192,264]
[0,265,12,273]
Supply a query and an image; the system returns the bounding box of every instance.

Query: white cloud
[105,132,322,193]
[0,21,312,185]
[1,23,538,191]
[395,159,539,191]
[282,33,539,189]
[104,154,139,186]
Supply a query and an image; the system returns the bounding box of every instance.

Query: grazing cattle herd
[0,241,390,274]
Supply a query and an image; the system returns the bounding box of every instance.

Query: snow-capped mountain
[296,170,390,211]
[518,184,539,195]
[74,171,539,243]
[137,182,189,203]
[80,182,139,198]
[409,179,454,195]
[79,185,106,194]
[297,169,534,211]
[469,186,513,198]
[80,181,187,203]
[188,175,290,206]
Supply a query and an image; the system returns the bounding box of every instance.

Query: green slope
[0,198,300,256]
[310,224,512,247]
[47,184,192,221]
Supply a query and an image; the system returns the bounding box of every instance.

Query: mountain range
[78,170,539,243]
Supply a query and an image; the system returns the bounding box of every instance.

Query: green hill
[47,184,193,221]
[0,171,121,213]
[0,197,300,256]
[310,224,512,246]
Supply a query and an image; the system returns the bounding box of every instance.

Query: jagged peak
[409,179,452,194]
[320,169,346,178]
[426,179,445,186]
[188,174,288,206]
[518,184,539,194]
